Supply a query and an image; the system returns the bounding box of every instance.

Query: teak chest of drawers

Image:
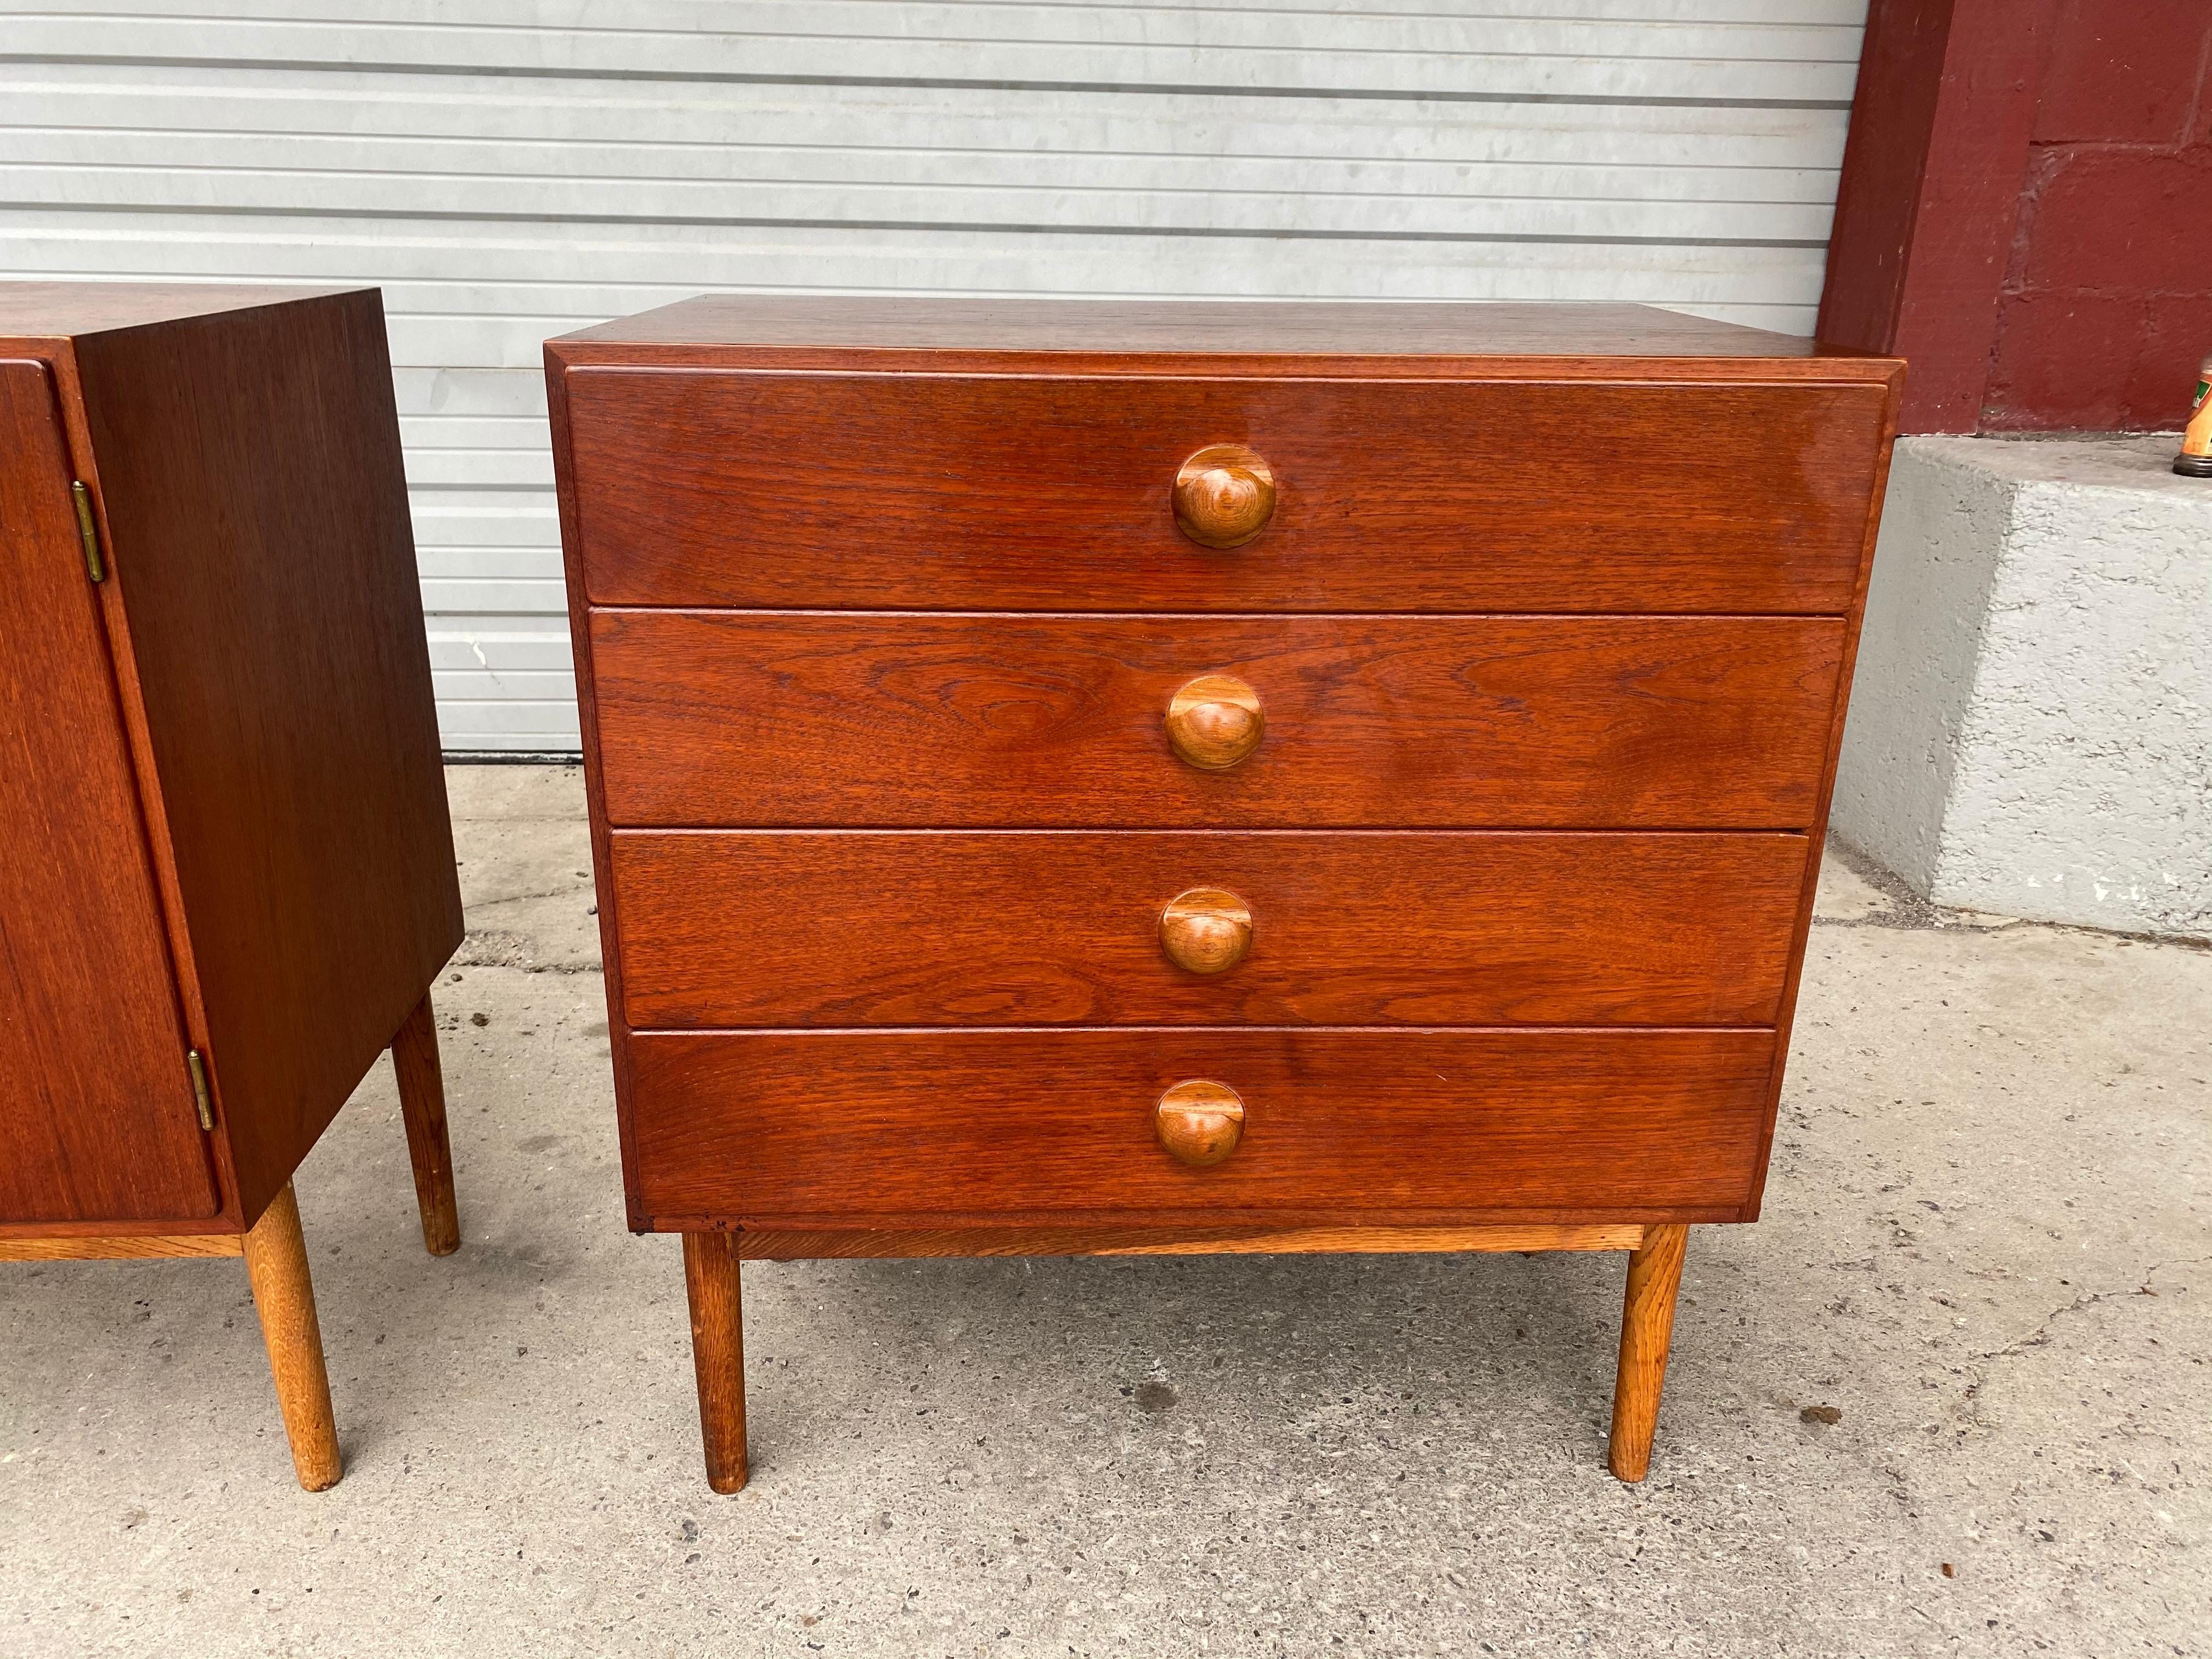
[1,285,465,1489]
[546,298,1902,1493]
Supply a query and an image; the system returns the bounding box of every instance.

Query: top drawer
[558,370,1887,614]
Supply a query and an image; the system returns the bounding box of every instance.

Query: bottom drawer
[626,1030,1775,1227]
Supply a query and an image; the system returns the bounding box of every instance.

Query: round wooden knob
[1173,444,1276,549]
[1159,887,1252,974]
[1165,674,1264,770]
[1156,1079,1244,1167]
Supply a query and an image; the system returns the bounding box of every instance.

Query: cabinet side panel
[0,359,217,1224]
[75,292,464,1223]
[547,354,649,1231]
[1742,366,1908,1218]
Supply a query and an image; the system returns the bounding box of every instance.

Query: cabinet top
[0,282,365,341]
[551,296,1900,381]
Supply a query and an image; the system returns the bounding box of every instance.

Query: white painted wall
[1833,436,2212,941]
[0,1,1868,751]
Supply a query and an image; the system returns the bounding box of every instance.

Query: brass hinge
[186,1049,215,1132]
[70,481,106,583]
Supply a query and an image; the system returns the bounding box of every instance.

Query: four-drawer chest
[546,298,1903,1492]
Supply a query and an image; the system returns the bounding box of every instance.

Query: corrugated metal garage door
[0,2,1867,753]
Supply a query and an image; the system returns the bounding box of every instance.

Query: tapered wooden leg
[1607,1223,1689,1482]
[391,990,461,1257]
[241,1182,342,1492]
[681,1231,749,1493]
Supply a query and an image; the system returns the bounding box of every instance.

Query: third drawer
[608,830,1809,1028]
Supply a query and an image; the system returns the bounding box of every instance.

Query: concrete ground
[3,765,2205,1658]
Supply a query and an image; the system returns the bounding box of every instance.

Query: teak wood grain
[607,831,1809,1028]
[550,296,1908,369]
[1172,442,1276,549]
[1155,1077,1247,1167]
[239,1182,342,1491]
[0,283,341,341]
[562,370,1886,614]
[391,991,461,1258]
[1609,1222,1689,1482]
[1164,673,1266,771]
[67,289,464,1224]
[588,613,1846,830]
[0,1233,244,1262]
[1158,884,1254,975]
[624,1029,1776,1225]
[731,1222,1650,1260]
[681,1231,749,1494]
[0,359,216,1225]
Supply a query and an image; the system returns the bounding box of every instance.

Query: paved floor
[3,766,2205,1658]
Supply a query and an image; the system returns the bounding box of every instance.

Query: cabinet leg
[391,989,461,1257]
[241,1182,343,1492]
[681,1231,749,1493]
[1607,1223,1688,1483]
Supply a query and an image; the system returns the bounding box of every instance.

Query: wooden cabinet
[547,297,1901,1492]
[0,285,465,1490]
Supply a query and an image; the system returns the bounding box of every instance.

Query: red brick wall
[1979,1,2212,431]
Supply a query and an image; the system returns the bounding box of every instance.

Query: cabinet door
[0,360,218,1224]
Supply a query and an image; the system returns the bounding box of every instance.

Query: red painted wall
[1820,0,2212,433]
[1982,1,2212,430]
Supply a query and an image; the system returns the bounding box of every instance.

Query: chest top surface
[550,297,1900,382]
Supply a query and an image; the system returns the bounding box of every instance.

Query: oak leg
[1607,1223,1689,1482]
[391,990,461,1257]
[241,1182,343,1491]
[682,1231,749,1493]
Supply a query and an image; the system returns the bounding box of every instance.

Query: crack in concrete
[1973,1256,2202,1364]
[1980,1288,2129,1362]
[1933,1255,2205,1449]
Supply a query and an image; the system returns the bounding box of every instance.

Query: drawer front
[562,369,1885,613]
[610,831,1807,1028]
[625,1029,1774,1224]
[589,612,1844,828]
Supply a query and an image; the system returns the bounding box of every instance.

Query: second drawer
[588,612,1847,828]
[610,830,1808,1028]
